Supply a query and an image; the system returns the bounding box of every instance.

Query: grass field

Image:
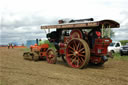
[113,53,128,60]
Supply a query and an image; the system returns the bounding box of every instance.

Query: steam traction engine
[41,18,120,69]
[24,18,120,69]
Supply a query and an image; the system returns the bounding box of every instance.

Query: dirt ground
[0,48,128,85]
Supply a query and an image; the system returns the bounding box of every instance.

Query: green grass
[113,53,128,60]
[23,48,30,51]
[19,48,30,52]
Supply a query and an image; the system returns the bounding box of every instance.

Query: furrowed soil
[0,48,128,85]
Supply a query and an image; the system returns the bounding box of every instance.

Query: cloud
[0,0,128,45]
[112,10,128,40]
[0,12,58,44]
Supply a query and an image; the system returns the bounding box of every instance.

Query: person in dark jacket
[88,28,101,48]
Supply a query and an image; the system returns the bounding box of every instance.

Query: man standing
[12,43,14,49]
[8,43,10,49]
[39,39,44,45]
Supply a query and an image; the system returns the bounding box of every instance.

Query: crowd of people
[8,43,14,49]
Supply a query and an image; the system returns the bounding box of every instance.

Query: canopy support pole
[102,24,104,38]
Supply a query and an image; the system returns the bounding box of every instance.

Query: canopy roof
[41,19,120,29]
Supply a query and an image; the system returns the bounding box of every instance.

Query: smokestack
[69,18,94,23]
[36,39,38,45]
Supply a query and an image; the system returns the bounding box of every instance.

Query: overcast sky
[0,0,128,45]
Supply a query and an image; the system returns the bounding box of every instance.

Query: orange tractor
[23,18,120,69]
[23,43,49,60]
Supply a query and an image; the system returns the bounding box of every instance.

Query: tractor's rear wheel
[46,48,57,64]
[66,38,90,69]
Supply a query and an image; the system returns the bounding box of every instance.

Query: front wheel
[46,48,57,64]
[120,51,123,56]
[66,38,90,69]
[111,50,115,54]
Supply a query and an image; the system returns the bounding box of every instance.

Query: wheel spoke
[77,43,80,51]
[67,54,74,57]
[68,46,75,51]
[78,42,81,50]
[78,54,85,57]
[73,40,77,50]
[71,55,76,59]
[79,51,85,54]
[78,48,85,52]
[69,50,74,53]
[73,44,76,51]
[71,57,76,64]
[78,57,81,63]
[79,56,84,62]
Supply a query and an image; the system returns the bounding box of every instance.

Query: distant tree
[120,40,128,45]
[103,29,115,38]
[110,29,115,38]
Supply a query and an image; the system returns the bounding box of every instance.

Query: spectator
[12,43,14,48]
[39,39,44,45]
[8,43,10,49]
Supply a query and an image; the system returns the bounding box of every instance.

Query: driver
[88,28,101,48]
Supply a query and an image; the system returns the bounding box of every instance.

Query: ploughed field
[0,48,128,85]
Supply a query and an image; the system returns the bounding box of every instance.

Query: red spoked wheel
[70,29,83,39]
[66,38,90,69]
[46,48,57,64]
